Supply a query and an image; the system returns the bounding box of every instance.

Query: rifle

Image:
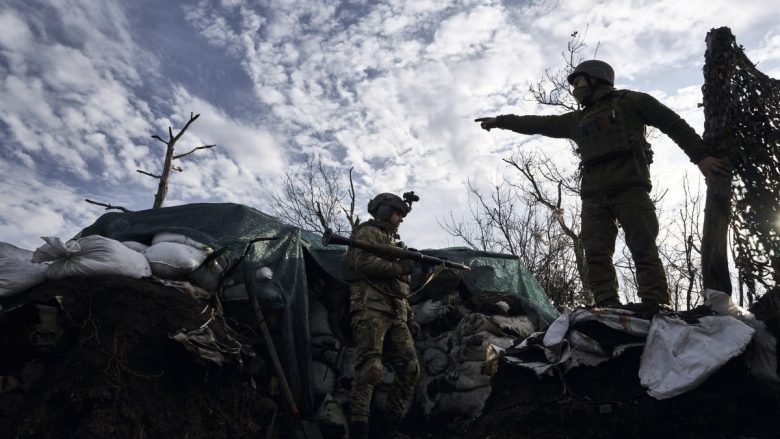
[322,229,471,271]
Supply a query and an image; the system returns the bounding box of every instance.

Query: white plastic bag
[144,241,208,279]
[0,242,48,297]
[639,314,755,399]
[33,236,151,279]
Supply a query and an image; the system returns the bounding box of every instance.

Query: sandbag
[422,347,449,376]
[453,332,515,362]
[151,232,209,251]
[310,300,334,336]
[0,243,48,297]
[33,236,151,279]
[187,259,224,291]
[490,315,536,339]
[445,360,490,391]
[144,241,208,278]
[312,360,337,396]
[122,241,149,253]
[434,386,492,417]
[1,242,34,260]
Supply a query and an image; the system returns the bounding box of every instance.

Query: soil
[467,347,780,439]
[0,276,275,439]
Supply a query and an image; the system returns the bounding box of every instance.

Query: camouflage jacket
[346,220,412,321]
[496,85,709,197]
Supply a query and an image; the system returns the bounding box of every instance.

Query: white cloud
[1,0,778,254]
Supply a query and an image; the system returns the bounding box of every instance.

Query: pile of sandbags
[309,299,344,397]
[416,308,536,418]
[32,236,151,279]
[306,286,538,421]
[2,233,226,296]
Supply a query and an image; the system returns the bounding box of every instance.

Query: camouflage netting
[702,27,780,291]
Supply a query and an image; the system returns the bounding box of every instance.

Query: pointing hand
[475,117,497,132]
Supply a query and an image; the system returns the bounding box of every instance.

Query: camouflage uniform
[346,219,420,424]
[495,84,709,306]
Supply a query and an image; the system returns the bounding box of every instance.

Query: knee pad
[358,357,383,385]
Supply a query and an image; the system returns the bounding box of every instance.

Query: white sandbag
[422,347,449,376]
[313,394,348,433]
[415,331,452,353]
[412,299,450,325]
[445,360,491,391]
[187,259,223,291]
[490,315,536,339]
[144,241,208,278]
[639,314,754,399]
[312,360,337,396]
[416,375,437,415]
[309,299,334,336]
[434,386,492,417]
[1,242,34,261]
[151,232,209,251]
[122,241,149,253]
[0,243,48,296]
[34,236,151,279]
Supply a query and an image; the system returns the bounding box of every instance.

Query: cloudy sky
[1,0,779,251]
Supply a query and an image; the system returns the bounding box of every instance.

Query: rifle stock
[322,229,471,271]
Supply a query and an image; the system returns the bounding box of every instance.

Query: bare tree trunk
[139,113,214,209]
[154,133,177,208]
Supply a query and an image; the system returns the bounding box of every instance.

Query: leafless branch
[85,199,131,213]
[137,170,161,179]
[173,144,216,160]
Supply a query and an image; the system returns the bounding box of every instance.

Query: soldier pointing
[476,60,729,309]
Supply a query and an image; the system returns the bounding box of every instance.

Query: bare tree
[659,174,705,310]
[440,168,590,308]
[138,113,216,208]
[272,155,359,235]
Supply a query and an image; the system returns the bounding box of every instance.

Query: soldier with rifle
[340,191,421,439]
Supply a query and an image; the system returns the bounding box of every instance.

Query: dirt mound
[467,347,780,439]
[0,276,275,439]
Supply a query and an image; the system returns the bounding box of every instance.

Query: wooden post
[700,174,732,294]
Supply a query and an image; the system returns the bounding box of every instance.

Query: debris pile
[0,276,275,439]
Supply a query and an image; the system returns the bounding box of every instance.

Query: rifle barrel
[322,229,471,271]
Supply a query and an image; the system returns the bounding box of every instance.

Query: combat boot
[349,420,368,439]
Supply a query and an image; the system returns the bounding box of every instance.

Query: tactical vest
[575,90,653,167]
[341,220,400,282]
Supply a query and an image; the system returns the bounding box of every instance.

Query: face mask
[572,86,592,106]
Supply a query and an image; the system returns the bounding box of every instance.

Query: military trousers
[349,309,420,423]
[580,187,670,306]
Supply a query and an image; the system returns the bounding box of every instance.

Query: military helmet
[368,193,410,218]
[567,60,615,86]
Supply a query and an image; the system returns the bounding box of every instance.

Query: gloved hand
[398,259,416,275]
[407,320,421,338]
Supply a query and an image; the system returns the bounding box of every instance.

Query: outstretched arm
[474,113,578,139]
